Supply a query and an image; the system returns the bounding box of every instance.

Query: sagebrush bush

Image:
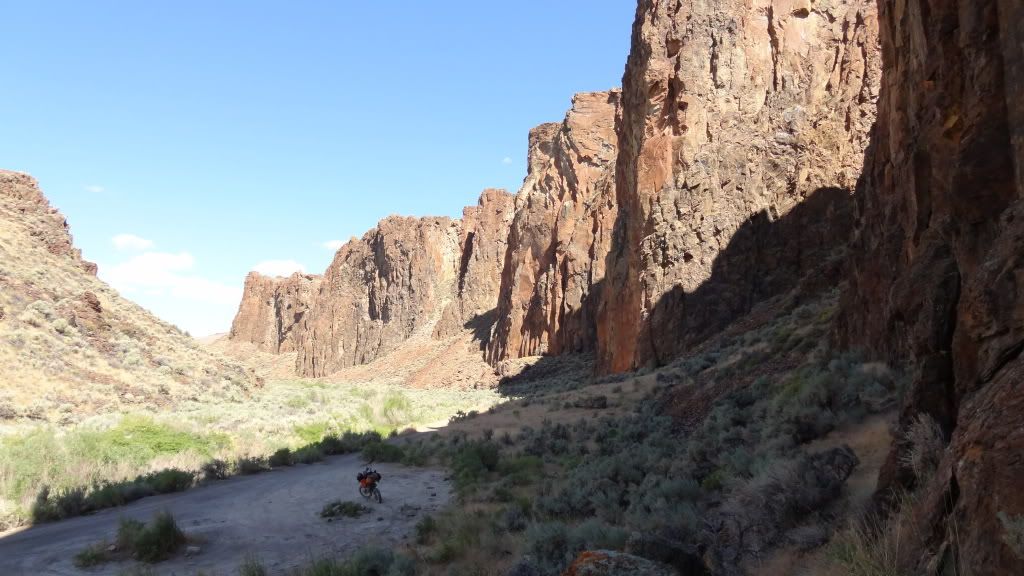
[361,441,405,463]
[201,459,229,481]
[294,445,324,464]
[116,511,186,563]
[235,455,268,475]
[415,514,437,544]
[269,447,294,467]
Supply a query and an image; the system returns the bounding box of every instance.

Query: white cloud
[112,233,154,252]
[99,250,244,337]
[501,157,513,165]
[322,239,345,251]
[103,251,240,306]
[84,184,105,193]
[252,259,306,277]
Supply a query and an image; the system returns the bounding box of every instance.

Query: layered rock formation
[598,0,881,372]
[840,1,1024,572]
[293,189,514,377]
[229,272,321,353]
[434,189,516,341]
[487,90,620,363]
[0,170,97,275]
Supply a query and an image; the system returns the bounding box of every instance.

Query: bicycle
[357,467,382,503]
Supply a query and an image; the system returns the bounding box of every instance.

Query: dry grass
[0,172,256,427]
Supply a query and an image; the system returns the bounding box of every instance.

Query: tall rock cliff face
[434,189,516,341]
[296,216,461,377]
[840,1,1024,572]
[598,0,881,372]
[487,90,620,363]
[229,272,321,353]
[292,189,515,378]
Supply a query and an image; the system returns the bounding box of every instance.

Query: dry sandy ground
[0,454,450,575]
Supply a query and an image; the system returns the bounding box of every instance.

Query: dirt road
[0,454,450,575]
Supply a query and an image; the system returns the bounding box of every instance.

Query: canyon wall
[487,90,620,363]
[434,189,516,341]
[598,0,881,372]
[840,0,1024,572]
[290,189,514,377]
[228,272,321,353]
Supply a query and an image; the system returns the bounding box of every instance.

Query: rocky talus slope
[598,0,881,372]
[0,170,255,421]
[839,1,1024,573]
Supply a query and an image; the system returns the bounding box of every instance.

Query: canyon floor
[0,454,450,576]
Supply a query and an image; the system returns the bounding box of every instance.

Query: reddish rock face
[291,188,515,377]
[598,0,880,372]
[487,90,620,363]
[229,272,321,353]
[434,189,516,341]
[296,216,461,377]
[0,170,96,275]
[840,1,1024,572]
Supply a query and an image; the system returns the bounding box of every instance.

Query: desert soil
[0,454,450,575]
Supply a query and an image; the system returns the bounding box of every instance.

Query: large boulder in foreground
[562,550,677,576]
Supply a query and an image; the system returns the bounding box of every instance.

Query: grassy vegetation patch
[73,510,186,567]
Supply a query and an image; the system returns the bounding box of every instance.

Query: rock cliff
[487,90,620,363]
[229,272,321,354]
[293,189,514,377]
[434,189,516,341]
[598,0,880,372]
[840,1,1024,572]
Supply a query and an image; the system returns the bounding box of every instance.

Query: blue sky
[0,1,634,336]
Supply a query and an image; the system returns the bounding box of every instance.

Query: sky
[0,1,635,336]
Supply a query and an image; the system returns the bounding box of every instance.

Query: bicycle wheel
[359,485,372,498]
[372,487,382,503]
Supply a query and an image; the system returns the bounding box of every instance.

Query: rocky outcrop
[229,272,321,353]
[296,216,461,376]
[0,170,96,275]
[487,90,620,363]
[840,1,1024,573]
[434,189,516,341]
[562,550,676,576]
[598,0,880,372]
[294,188,514,377]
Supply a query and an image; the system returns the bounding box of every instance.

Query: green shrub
[415,514,437,544]
[116,511,186,563]
[73,542,111,567]
[269,447,294,467]
[362,441,405,463]
[451,441,500,491]
[293,547,414,576]
[235,456,268,475]
[202,459,229,481]
[294,445,324,464]
[144,469,194,493]
[320,500,370,519]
